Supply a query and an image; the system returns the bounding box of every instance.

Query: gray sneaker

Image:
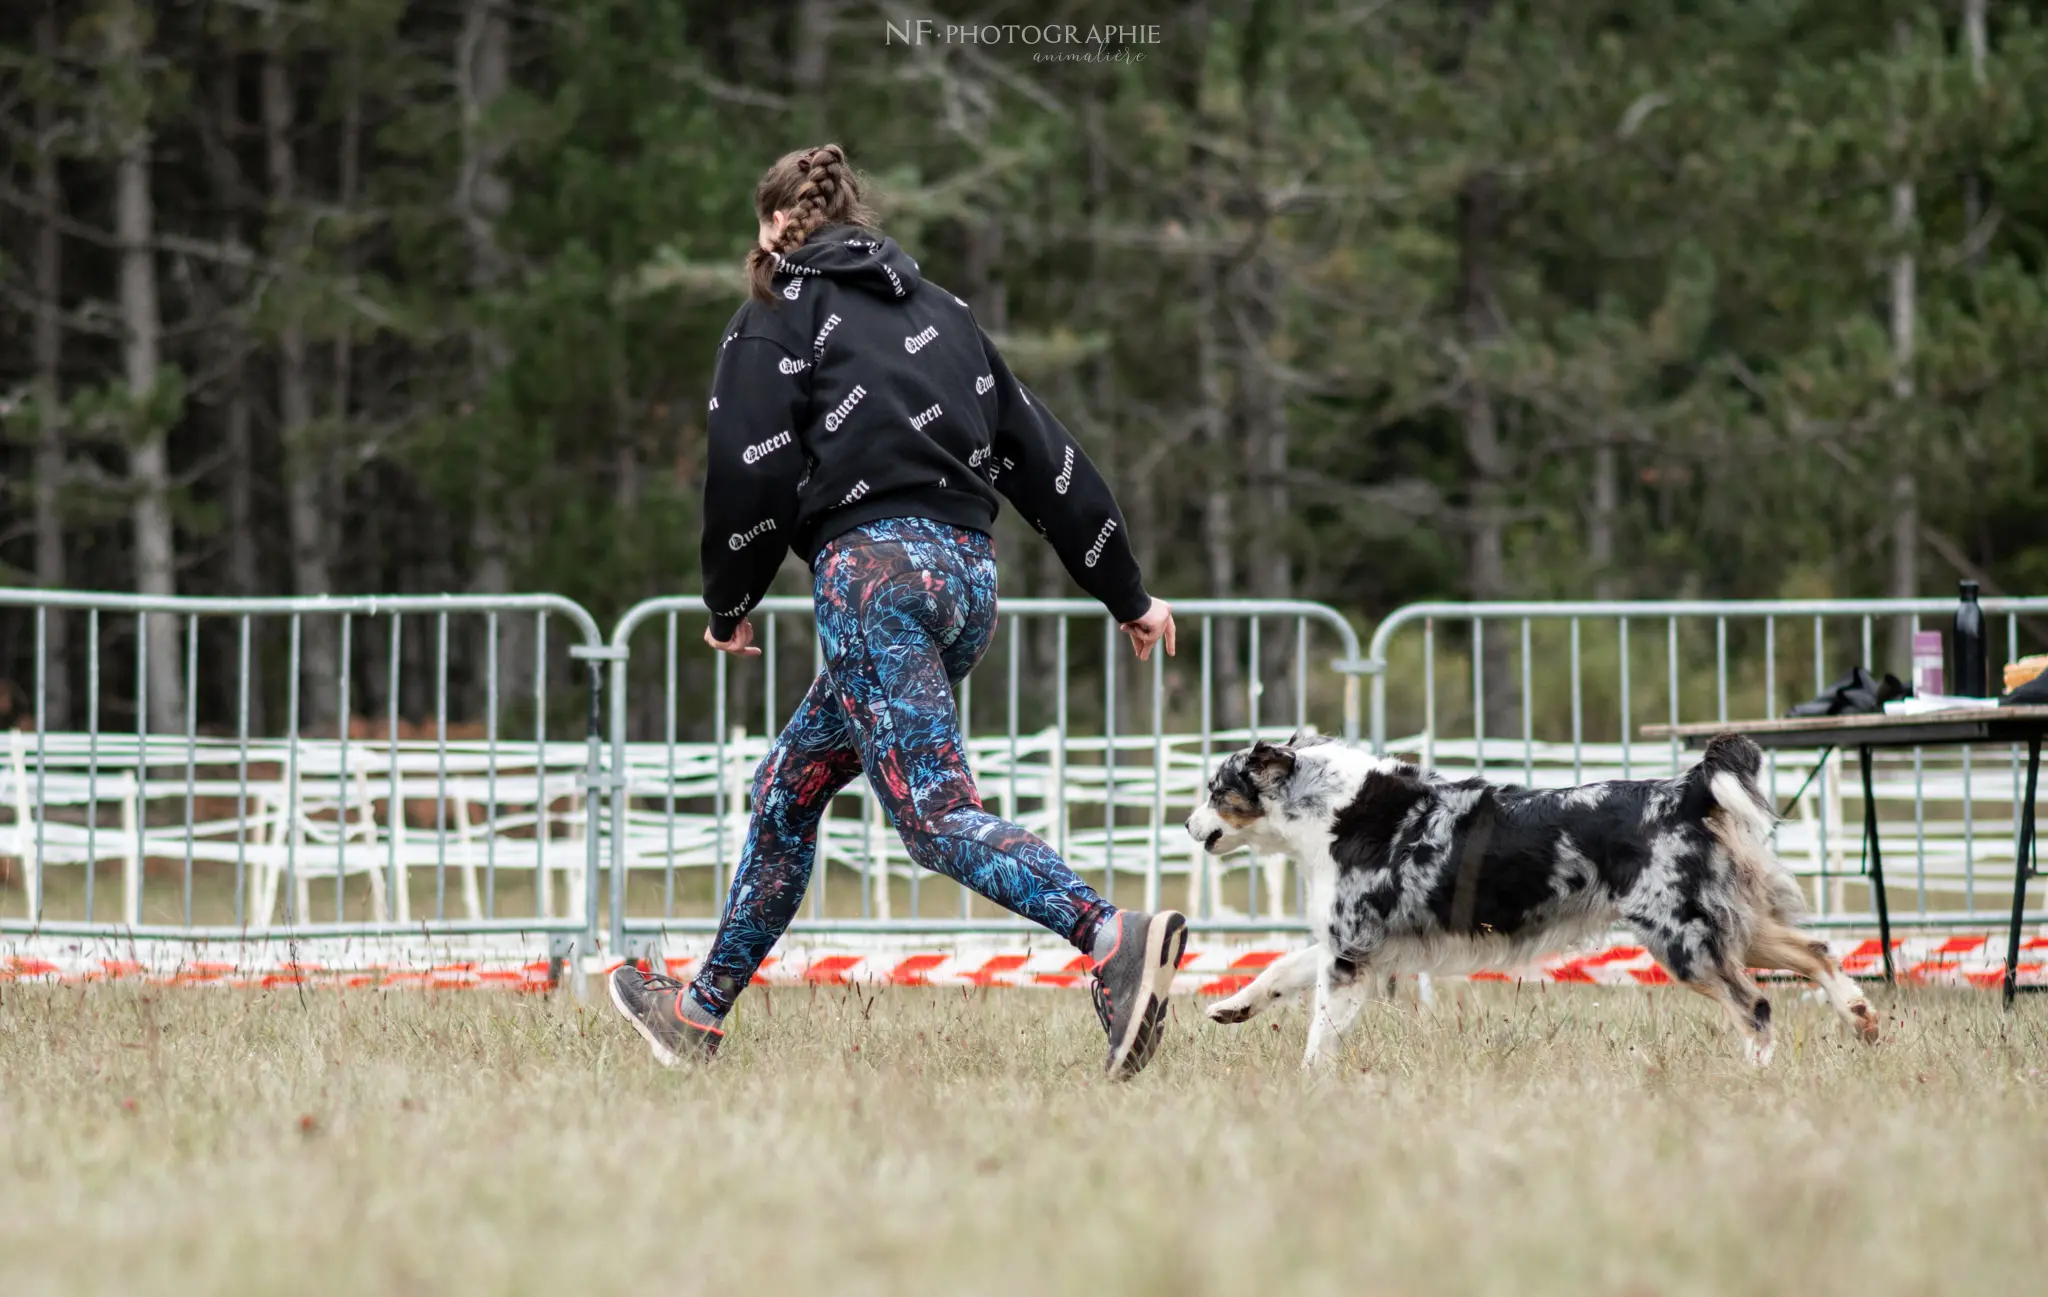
[1090,909,1188,1080]
[608,964,723,1065]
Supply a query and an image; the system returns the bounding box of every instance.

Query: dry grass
[1,978,2043,1297]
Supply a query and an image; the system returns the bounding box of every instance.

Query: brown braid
[744,143,880,304]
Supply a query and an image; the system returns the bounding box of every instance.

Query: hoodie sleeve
[979,329,1152,624]
[701,332,808,640]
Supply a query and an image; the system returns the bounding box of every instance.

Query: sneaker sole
[1107,910,1187,1080]
[608,967,682,1068]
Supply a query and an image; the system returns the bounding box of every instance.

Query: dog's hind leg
[1688,961,1775,1067]
[1748,922,1879,1044]
[1301,953,1375,1070]
[1636,928,1776,1066]
[1207,943,1321,1025]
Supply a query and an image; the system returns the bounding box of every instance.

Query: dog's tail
[1696,733,1803,915]
[1697,733,1774,844]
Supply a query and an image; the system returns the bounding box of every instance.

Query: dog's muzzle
[1185,809,1229,854]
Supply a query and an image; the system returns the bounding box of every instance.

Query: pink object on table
[1912,629,1945,697]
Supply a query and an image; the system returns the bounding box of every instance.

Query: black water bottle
[1953,580,1987,697]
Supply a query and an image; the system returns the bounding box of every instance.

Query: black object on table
[1646,707,2048,1008]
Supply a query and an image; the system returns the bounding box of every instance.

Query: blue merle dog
[1186,733,1880,1067]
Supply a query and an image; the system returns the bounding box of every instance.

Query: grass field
[1,980,2043,1297]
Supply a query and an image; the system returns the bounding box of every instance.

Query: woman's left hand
[1121,598,1177,662]
[704,619,764,657]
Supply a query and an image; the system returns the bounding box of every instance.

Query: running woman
[607,144,1187,1079]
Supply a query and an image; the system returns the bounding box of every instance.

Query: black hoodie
[700,225,1151,639]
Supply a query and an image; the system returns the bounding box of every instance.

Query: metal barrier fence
[0,590,606,971]
[5,589,2042,967]
[1363,599,2048,931]
[600,596,1365,955]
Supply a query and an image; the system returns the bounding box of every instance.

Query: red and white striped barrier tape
[2,933,2042,992]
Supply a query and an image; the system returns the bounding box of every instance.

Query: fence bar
[32,608,47,923]
[1569,618,1582,784]
[1765,616,1778,829]
[715,650,729,917]
[1667,617,1679,776]
[1104,618,1118,906]
[1522,619,1533,786]
[183,614,198,927]
[485,613,499,916]
[1618,617,1630,781]
[1056,616,1070,861]
[1716,617,1728,723]
[1249,618,1263,743]
[386,615,403,922]
[664,613,678,919]
[1422,618,1436,771]
[434,613,449,921]
[285,615,301,925]
[85,609,99,923]
[1295,616,1309,739]
[235,616,251,929]
[1914,747,1926,913]
[134,608,147,927]
[1813,615,1824,698]
[1965,746,1975,910]
[1152,641,1167,915]
[1200,616,1214,922]
[338,614,353,922]
[1472,618,1485,777]
[534,613,548,921]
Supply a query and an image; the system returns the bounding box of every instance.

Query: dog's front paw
[1206,997,1256,1025]
[1851,1002,1881,1045]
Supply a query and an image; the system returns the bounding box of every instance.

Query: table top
[1643,705,2048,751]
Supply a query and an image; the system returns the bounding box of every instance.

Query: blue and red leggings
[689,517,1114,1016]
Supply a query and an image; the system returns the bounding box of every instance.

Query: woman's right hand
[1121,598,1177,662]
[704,619,764,657]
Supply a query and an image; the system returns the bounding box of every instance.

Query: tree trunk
[110,0,184,735]
[330,46,362,617]
[457,0,531,719]
[1196,258,1244,731]
[790,0,835,137]
[265,35,340,728]
[1457,168,1516,740]
[1963,0,1987,276]
[32,6,71,730]
[1888,18,1919,672]
[1235,247,1294,725]
[208,64,264,730]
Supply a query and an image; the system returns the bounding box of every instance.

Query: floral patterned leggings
[688,517,1114,1016]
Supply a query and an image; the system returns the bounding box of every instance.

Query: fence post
[568,642,624,969]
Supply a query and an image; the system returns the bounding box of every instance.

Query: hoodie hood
[777,225,924,301]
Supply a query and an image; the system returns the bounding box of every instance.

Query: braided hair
[745,143,880,304]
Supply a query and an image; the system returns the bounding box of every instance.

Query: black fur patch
[1329,768,1429,876]
[1204,754,1267,826]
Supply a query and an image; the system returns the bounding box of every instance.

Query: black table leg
[1860,745,1895,985]
[2004,736,2041,1010]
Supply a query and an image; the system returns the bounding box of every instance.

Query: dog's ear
[1247,740,1296,790]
